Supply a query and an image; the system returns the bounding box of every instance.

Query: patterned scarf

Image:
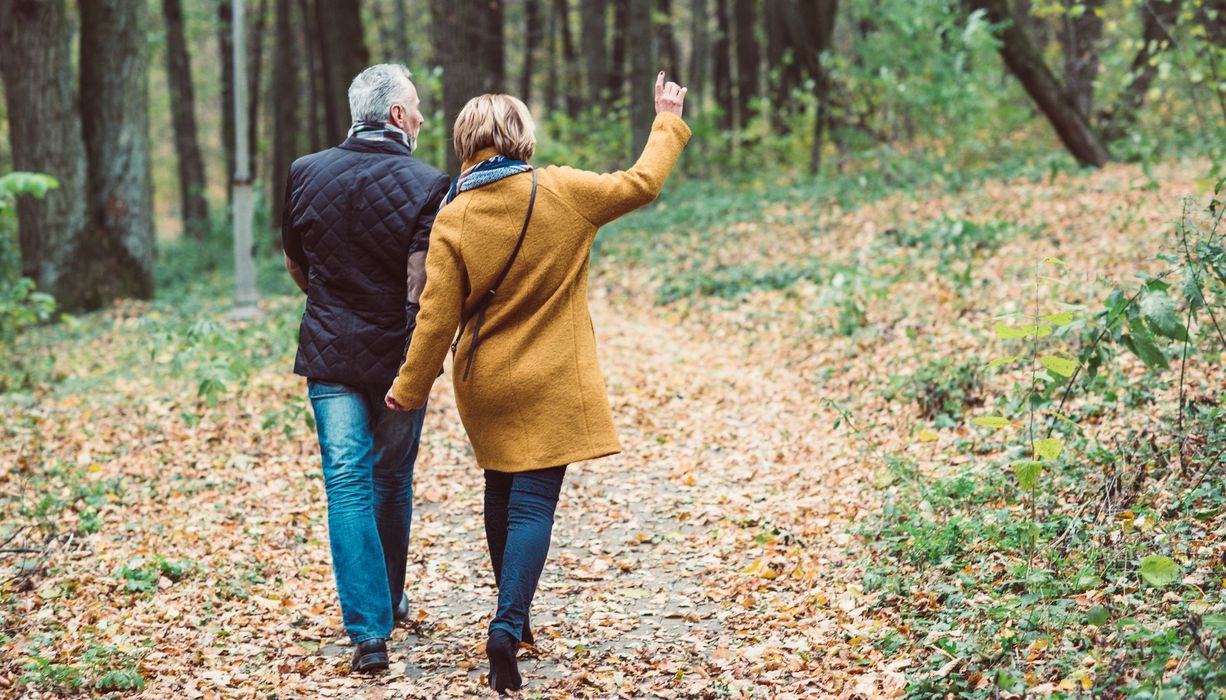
[440,155,532,209]
[347,120,414,152]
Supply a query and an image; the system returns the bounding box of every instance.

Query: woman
[385,72,689,692]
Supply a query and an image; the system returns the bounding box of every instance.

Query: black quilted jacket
[281,136,450,388]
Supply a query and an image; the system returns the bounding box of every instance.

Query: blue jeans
[483,466,567,641]
[308,379,427,644]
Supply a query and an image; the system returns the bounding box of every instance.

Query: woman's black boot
[486,629,522,693]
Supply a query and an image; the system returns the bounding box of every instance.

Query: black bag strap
[450,169,538,381]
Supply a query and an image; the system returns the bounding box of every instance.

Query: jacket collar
[462,147,500,171]
[337,136,414,157]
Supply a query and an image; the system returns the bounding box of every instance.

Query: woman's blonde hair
[453,94,536,164]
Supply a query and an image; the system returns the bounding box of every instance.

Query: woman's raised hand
[655,72,687,117]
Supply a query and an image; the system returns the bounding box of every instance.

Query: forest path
[266,287,875,698]
[1,283,883,699]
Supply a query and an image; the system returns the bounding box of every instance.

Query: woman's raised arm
[551,72,692,228]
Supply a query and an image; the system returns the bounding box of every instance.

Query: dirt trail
[296,290,874,698]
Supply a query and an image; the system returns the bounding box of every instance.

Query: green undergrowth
[595,152,1057,308]
[859,188,1226,697]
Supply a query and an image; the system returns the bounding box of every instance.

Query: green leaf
[1140,291,1181,339]
[1013,460,1042,490]
[993,322,1052,339]
[1041,311,1075,326]
[1034,437,1063,460]
[987,354,1023,368]
[1040,354,1077,377]
[1043,256,1066,266]
[994,322,1027,340]
[1123,326,1169,370]
[1139,555,1180,587]
[1087,605,1109,626]
[1203,614,1226,631]
[972,416,1012,429]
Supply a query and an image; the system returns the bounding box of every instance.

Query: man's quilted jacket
[281,135,450,388]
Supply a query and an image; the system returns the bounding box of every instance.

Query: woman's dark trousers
[483,465,567,641]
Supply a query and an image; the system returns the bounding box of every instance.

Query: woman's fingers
[653,72,687,117]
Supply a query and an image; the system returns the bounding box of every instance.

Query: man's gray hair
[348,64,415,123]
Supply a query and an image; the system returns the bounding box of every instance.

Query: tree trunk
[608,0,629,103]
[713,0,733,128]
[581,0,608,102]
[656,0,679,78]
[779,0,837,173]
[1058,0,1104,119]
[431,0,506,172]
[1199,0,1226,46]
[297,0,326,151]
[162,0,210,239]
[690,0,710,114]
[218,0,236,192]
[545,0,559,110]
[272,0,300,233]
[554,0,580,116]
[248,0,269,179]
[315,0,370,144]
[765,0,803,117]
[522,0,543,102]
[805,1,838,175]
[1100,0,1179,142]
[0,0,89,304]
[77,0,155,307]
[967,0,1110,167]
[394,0,411,65]
[629,0,655,153]
[732,0,759,128]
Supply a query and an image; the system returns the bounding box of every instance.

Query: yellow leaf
[918,430,939,442]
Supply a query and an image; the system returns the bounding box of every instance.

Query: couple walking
[281,63,690,692]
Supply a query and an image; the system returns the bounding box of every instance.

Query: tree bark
[297,0,326,151]
[779,0,837,173]
[1058,0,1104,119]
[690,0,710,113]
[765,0,804,119]
[218,0,236,192]
[315,0,370,144]
[732,0,759,128]
[545,0,559,110]
[0,0,89,304]
[162,0,210,239]
[394,0,411,66]
[431,0,506,171]
[713,0,733,128]
[272,0,300,233]
[581,0,608,102]
[78,0,155,307]
[656,0,680,78]
[522,0,543,102]
[967,0,1110,167]
[248,0,269,178]
[553,0,580,116]
[629,0,655,153]
[1100,0,1179,142]
[608,0,629,102]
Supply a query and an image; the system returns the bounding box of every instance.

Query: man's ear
[389,103,404,128]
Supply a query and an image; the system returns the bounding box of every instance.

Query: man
[281,64,450,674]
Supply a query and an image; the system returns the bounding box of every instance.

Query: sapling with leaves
[974,256,1080,559]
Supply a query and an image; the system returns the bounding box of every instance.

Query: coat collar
[337,136,414,157]
[462,147,500,171]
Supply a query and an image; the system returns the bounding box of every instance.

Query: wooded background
[1,0,1224,312]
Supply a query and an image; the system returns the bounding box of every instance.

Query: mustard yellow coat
[389,113,692,472]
